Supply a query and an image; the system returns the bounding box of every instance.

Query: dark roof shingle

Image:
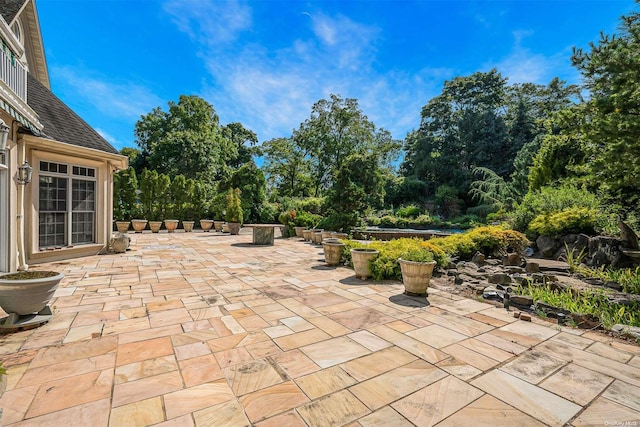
[27,72,119,155]
[0,0,25,25]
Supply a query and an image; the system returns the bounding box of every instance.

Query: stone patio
[1,229,639,426]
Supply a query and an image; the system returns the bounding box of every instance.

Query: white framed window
[38,161,96,249]
[11,21,23,44]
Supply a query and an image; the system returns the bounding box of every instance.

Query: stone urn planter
[227,222,241,235]
[182,221,195,232]
[332,232,348,240]
[302,229,312,241]
[200,219,214,232]
[398,258,436,297]
[350,248,379,280]
[223,223,230,233]
[0,271,64,315]
[164,219,179,233]
[294,226,305,238]
[214,220,224,232]
[323,241,345,266]
[131,219,147,233]
[115,221,130,233]
[321,231,334,241]
[312,230,324,245]
[148,221,163,233]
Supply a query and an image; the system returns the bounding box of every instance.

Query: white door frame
[0,155,7,272]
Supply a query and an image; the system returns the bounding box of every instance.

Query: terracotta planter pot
[0,271,64,315]
[131,219,147,233]
[321,231,334,240]
[182,221,195,232]
[350,248,379,280]
[200,219,214,232]
[398,258,436,297]
[148,221,163,233]
[332,232,348,240]
[115,221,130,233]
[214,221,224,232]
[228,222,241,235]
[323,241,345,266]
[222,223,230,233]
[164,219,179,233]
[294,226,305,238]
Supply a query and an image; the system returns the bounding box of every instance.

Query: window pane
[72,212,94,244]
[39,212,66,248]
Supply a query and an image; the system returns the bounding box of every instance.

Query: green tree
[134,95,236,181]
[220,161,266,223]
[261,137,312,197]
[402,70,509,209]
[113,167,139,220]
[571,7,640,213]
[321,153,384,232]
[221,122,259,169]
[293,94,400,196]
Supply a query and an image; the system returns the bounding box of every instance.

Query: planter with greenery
[0,271,64,316]
[398,248,437,297]
[350,248,379,280]
[226,188,244,235]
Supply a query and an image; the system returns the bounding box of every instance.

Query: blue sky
[37,0,635,151]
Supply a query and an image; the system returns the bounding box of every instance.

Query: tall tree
[134,95,236,181]
[293,94,400,196]
[261,137,311,197]
[402,70,509,208]
[571,7,640,213]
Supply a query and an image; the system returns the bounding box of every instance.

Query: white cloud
[95,127,118,146]
[163,0,252,46]
[166,2,441,142]
[485,30,572,85]
[51,66,163,120]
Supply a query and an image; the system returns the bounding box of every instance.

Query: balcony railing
[0,46,27,102]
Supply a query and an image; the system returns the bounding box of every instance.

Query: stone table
[243,224,283,245]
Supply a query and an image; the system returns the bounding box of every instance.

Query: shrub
[294,197,326,215]
[225,188,244,224]
[510,183,600,233]
[528,207,598,237]
[396,205,422,218]
[412,214,432,227]
[431,226,529,259]
[257,202,280,223]
[379,215,398,228]
[365,215,381,226]
[293,211,322,228]
[343,238,447,281]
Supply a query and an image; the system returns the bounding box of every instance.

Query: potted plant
[398,248,437,297]
[131,218,148,233]
[0,270,64,316]
[225,188,243,235]
[278,209,296,237]
[350,248,379,280]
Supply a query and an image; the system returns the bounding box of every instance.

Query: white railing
[0,46,27,102]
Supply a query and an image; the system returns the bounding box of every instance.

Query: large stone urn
[0,271,64,316]
[350,248,379,280]
[227,222,241,235]
[302,229,313,241]
[115,221,130,233]
[323,241,345,266]
[214,220,224,232]
[131,219,147,233]
[398,259,436,297]
[200,219,214,232]
[182,221,195,232]
[294,226,305,238]
[164,219,179,233]
[148,221,163,233]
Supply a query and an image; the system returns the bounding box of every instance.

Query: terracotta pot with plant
[225,188,243,235]
[398,248,437,297]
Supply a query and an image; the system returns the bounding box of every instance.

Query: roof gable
[0,0,26,25]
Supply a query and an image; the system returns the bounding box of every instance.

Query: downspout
[16,137,28,271]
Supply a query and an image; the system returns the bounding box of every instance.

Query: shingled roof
[26,72,119,155]
[0,0,25,25]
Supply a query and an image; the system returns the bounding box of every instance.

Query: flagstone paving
[1,230,640,426]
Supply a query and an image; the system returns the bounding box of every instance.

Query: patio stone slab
[2,232,639,426]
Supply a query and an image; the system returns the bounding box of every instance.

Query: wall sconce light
[17,160,32,185]
[0,119,9,152]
